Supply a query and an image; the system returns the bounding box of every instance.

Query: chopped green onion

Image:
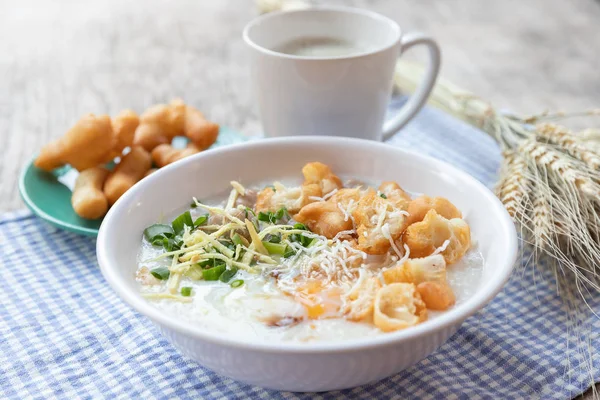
[144,224,173,241]
[150,266,170,280]
[219,267,238,283]
[290,223,313,247]
[306,238,318,248]
[202,265,226,281]
[180,287,193,296]
[257,208,288,224]
[257,212,273,223]
[172,211,194,234]
[230,279,244,288]
[193,215,208,228]
[301,235,312,247]
[151,237,164,246]
[274,207,287,220]
[232,233,244,246]
[264,234,281,243]
[292,223,312,246]
[283,245,296,258]
[198,258,226,269]
[159,235,182,252]
[380,193,387,199]
[219,239,236,251]
[244,207,256,219]
[262,241,287,255]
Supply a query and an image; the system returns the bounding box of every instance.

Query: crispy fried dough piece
[302,162,343,196]
[103,146,152,205]
[184,106,219,150]
[133,99,186,151]
[417,281,455,311]
[35,114,114,172]
[295,201,353,239]
[373,283,427,332]
[342,276,380,321]
[132,123,169,152]
[406,195,462,225]
[255,182,320,214]
[111,109,139,154]
[379,181,411,209]
[382,254,447,285]
[382,255,455,311]
[329,188,362,208]
[140,99,186,138]
[151,144,200,167]
[71,167,110,219]
[403,210,470,264]
[353,190,408,255]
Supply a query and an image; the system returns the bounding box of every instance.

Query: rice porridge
[136,162,484,342]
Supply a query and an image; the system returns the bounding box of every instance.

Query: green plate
[19,126,248,237]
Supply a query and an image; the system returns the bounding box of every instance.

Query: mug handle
[382,32,441,141]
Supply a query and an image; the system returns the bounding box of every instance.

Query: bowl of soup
[97,136,517,392]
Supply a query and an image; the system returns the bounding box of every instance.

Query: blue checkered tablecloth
[2,103,599,399]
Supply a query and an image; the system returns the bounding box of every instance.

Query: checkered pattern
[2,103,599,399]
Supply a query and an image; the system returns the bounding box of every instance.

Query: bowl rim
[97,136,518,354]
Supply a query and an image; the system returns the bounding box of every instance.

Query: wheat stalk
[395,60,600,396]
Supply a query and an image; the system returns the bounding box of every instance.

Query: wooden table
[1,0,598,397]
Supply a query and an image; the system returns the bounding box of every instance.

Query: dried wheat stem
[532,185,553,250]
[522,109,600,124]
[495,150,530,219]
[536,123,600,170]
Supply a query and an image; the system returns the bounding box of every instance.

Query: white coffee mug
[243,6,440,141]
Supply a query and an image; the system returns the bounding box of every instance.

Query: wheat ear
[536,123,600,170]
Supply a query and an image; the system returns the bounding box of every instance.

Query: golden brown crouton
[352,190,408,255]
[255,182,320,215]
[329,188,362,208]
[416,281,456,311]
[382,254,447,285]
[341,276,380,321]
[382,255,455,311]
[373,283,427,332]
[379,181,411,209]
[295,201,353,239]
[403,210,470,264]
[406,195,462,225]
[302,162,343,196]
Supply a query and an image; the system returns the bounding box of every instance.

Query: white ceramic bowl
[97,137,517,392]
